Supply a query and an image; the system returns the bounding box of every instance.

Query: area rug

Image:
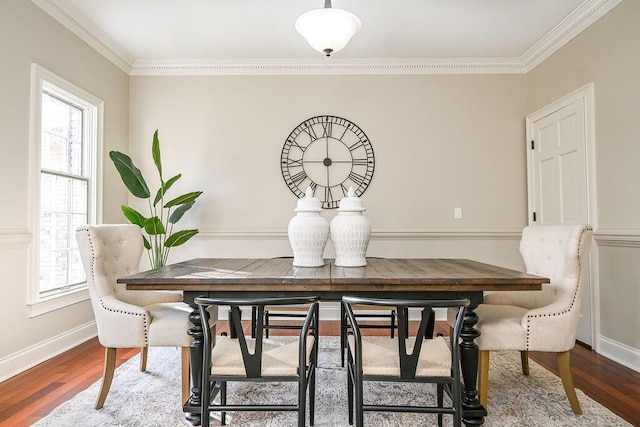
[33,337,630,427]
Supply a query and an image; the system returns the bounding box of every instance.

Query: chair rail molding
[0,229,32,248]
[194,227,523,241]
[594,228,640,248]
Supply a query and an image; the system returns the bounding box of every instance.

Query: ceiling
[35,0,619,75]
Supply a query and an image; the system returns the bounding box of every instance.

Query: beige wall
[129,74,528,264]
[127,73,529,331]
[0,0,129,370]
[527,0,640,363]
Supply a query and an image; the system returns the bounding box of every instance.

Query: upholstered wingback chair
[76,224,216,409]
[453,224,593,414]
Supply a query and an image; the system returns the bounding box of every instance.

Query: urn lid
[337,187,366,212]
[294,186,323,212]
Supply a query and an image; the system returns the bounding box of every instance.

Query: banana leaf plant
[109,130,202,268]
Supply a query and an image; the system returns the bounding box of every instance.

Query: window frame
[28,64,103,317]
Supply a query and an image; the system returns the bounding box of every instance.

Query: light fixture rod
[324,0,332,8]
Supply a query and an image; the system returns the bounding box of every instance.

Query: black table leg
[459,302,486,426]
[185,298,204,426]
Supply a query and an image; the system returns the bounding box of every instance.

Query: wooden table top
[119,258,548,293]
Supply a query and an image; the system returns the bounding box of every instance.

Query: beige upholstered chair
[451,224,593,414]
[76,224,217,409]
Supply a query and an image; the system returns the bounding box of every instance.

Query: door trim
[525,83,599,349]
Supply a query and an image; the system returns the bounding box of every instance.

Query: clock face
[281,115,375,209]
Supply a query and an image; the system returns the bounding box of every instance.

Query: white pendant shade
[295,7,361,56]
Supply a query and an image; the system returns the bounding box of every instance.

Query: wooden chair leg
[520,350,530,375]
[181,347,190,405]
[478,350,490,408]
[140,347,148,372]
[95,347,117,409]
[557,351,582,415]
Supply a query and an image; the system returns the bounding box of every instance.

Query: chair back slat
[396,307,435,379]
[343,296,469,380]
[229,305,264,377]
[196,295,320,379]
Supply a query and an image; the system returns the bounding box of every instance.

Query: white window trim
[28,64,104,317]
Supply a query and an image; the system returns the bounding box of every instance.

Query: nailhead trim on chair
[524,225,592,350]
[78,227,150,346]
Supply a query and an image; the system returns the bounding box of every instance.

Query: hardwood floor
[1,321,639,426]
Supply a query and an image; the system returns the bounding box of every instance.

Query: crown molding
[30,0,134,74]
[522,0,623,72]
[36,0,621,76]
[129,58,525,76]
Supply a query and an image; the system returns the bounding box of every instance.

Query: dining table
[119,257,549,427]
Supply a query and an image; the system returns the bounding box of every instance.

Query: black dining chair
[343,296,469,427]
[196,296,320,427]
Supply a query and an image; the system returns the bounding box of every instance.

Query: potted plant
[110,130,202,268]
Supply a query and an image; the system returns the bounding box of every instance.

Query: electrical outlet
[454,207,462,219]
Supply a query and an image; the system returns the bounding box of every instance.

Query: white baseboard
[597,335,640,372]
[0,321,97,382]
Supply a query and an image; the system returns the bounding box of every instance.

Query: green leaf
[164,191,203,208]
[169,201,195,224]
[109,151,150,199]
[143,216,166,235]
[165,229,198,247]
[142,235,151,250]
[121,205,147,227]
[153,174,181,206]
[152,130,162,178]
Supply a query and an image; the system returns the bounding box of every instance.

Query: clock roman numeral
[322,120,332,138]
[302,124,318,142]
[287,138,307,153]
[286,158,303,167]
[290,171,307,184]
[348,140,366,152]
[352,158,370,165]
[348,171,367,186]
[325,186,334,206]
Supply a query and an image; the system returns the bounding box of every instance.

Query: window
[29,65,103,316]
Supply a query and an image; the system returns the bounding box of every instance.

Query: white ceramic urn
[288,186,329,267]
[330,187,371,267]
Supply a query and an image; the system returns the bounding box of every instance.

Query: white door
[531,98,587,225]
[527,86,596,346]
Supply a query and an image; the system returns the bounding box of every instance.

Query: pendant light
[295,0,361,57]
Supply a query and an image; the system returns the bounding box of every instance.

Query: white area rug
[33,337,630,426]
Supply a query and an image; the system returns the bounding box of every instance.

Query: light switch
[454,207,462,219]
